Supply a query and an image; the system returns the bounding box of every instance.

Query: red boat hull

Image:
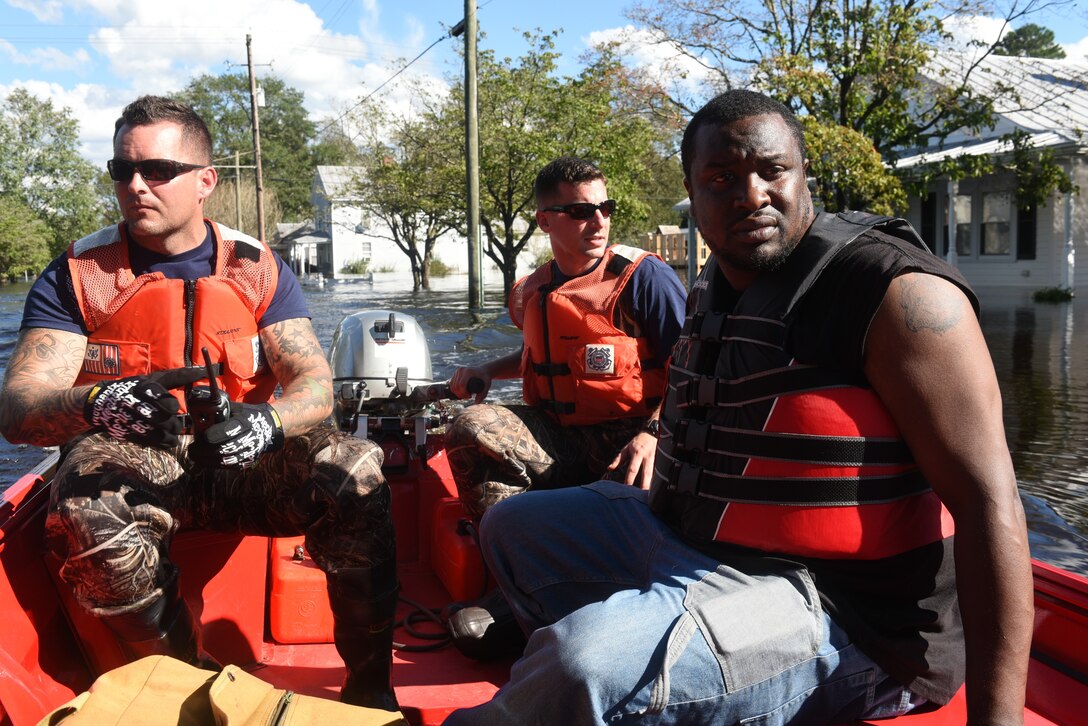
[1,441,1086,725]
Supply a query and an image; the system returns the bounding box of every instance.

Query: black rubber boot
[445,588,527,661]
[99,570,219,670]
[326,560,401,712]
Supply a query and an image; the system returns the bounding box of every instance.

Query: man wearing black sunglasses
[0,96,401,713]
[442,156,687,659]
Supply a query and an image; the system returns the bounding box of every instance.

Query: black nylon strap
[531,361,571,376]
[674,365,867,407]
[538,399,576,415]
[667,461,930,506]
[673,419,912,465]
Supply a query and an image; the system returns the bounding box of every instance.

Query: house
[894,55,1088,291]
[279,165,549,284]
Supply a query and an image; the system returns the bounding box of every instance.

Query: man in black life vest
[444,91,1033,725]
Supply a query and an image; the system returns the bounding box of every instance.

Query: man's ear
[196,166,218,202]
[536,209,551,233]
[683,178,696,227]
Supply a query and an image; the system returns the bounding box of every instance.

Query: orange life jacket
[68,220,279,411]
[651,212,956,560]
[508,245,667,426]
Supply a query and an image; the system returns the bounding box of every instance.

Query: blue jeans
[444,482,921,725]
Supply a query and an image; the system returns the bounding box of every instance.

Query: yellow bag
[38,655,408,726]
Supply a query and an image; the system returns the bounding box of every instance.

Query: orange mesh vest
[508,245,667,426]
[651,212,956,560]
[68,221,280,411]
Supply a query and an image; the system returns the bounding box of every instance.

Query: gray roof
[896,54,1088,169]
[314,166,366,200]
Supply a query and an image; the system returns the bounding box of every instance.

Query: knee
[308,429,386,501]
[446,404,504,449]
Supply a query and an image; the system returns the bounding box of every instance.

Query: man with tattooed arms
[0,96,400,712]
[446,90,1032,725]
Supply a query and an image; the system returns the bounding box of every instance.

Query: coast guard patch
[584,345,615,375]
[83,343,121,377]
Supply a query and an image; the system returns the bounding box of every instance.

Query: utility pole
[463,1,483,309]
[246,34,266,243]
[234,151,243,230]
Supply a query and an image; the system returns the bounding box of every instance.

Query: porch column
[1063,191,1076,292]
[945,179,958,267]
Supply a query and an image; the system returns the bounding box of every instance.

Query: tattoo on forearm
[898,277,963,334]
[0,330,91,445]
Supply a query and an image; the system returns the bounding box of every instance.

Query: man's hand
[607,429,659,490]
[450,366,493,403]
[188,402,284,468]
[83,367,207,447]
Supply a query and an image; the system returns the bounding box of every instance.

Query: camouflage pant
[445,404,644,521]
[46,425,392,616]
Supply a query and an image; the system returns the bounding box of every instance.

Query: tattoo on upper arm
[265,320,324,363]
[897,276,964,334]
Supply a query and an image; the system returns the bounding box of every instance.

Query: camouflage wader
[445,403,645,521]
[46,424,392,616]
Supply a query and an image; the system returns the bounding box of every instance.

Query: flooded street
[1,273,1086,574]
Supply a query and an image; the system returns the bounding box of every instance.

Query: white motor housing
[328,310,434,427]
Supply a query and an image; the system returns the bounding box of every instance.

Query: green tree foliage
[0,88,108,259]
[0,195,53,280]
[442,32,667,297]
[995,23,1066,58]
[348,91,465,292]
[619,0,1066,212]
[174,74,329,224]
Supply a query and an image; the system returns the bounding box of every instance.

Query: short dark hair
[534,157,607,205]
[113,95,214,165]
[681,90,807,178]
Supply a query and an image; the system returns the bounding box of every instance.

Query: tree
[204,177,283,237]
[0,195,53,279]
[995,23,1066,58]
[443,32,667,297]
[174,74,320,224]
[348,92,464,291]
[0,88,109,256]
[615,0,1070,212]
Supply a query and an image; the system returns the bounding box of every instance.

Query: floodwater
[1,273,1086,575]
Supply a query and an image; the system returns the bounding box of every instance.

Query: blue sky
[2,0,1086,168]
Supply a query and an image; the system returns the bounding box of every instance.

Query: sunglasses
[541,199,617,221]
[107,158,207,183]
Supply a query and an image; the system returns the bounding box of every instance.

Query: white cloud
[1062,36,1088,62]
[585,25,715,95]
[941,14,1009,55]
[7,0,64,22]
[0,80,126,166]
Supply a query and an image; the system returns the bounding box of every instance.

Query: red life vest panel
[651,212,956,560]
[508,245,667,426]
[68,221,279,411]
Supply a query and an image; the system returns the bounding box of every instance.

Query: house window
[1016,205,1037,260]
[952,194,972,256]
[980,191,1012,256]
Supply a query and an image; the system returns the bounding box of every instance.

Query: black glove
[83,367,208,447]
[188,402,284,468]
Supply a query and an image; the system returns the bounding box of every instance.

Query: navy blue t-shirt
[550,252,687,367]
[22,223,309,335]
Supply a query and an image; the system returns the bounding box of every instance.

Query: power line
[314,29,456,140]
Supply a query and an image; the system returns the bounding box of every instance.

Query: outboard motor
[328,310,449,466]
